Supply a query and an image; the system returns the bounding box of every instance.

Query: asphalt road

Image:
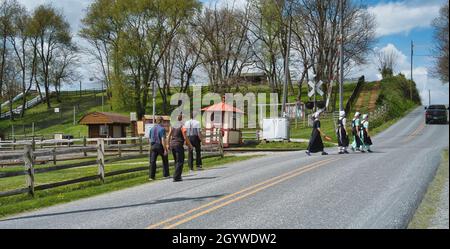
[0,107,448,229]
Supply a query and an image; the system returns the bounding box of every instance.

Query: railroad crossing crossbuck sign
[308,80,324,97]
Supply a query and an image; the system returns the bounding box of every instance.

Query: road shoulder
[408,148,449,229]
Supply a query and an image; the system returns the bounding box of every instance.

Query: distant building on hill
[237,72,268,85]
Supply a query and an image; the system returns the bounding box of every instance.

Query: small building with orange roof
[202,99,244,147]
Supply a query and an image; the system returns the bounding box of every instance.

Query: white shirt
[184,119,201,136]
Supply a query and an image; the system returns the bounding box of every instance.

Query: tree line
[0,0,78,120]
[1,0,378,121]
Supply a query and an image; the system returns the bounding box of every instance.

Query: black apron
[307,120,324,153]
[337,118,349,147]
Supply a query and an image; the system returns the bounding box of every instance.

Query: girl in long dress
[336,111,349,154]
[306,112,329,156]
[360,114,373,153]
[351,112,363,152]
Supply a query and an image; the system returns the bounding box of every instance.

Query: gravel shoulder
[408,149,449,229]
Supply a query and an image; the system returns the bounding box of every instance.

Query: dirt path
[355,90,369,111]
[368,82,381,112]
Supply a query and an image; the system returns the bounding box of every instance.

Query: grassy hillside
[0,91,112,138]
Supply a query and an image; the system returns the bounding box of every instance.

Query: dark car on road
[425,105,449,124]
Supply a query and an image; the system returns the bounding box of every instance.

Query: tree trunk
[55,83,61,103]
[9,98,14,121]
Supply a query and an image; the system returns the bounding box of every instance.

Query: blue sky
[17,0,449,104]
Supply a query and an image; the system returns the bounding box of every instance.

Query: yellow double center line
[147,157,340,229]
[404,122,425,143]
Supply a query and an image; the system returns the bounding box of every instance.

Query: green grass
[0,154,259,219]
[0,91,111,138]
[408,149,449,229]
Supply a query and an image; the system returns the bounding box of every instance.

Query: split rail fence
[0,130,223,198]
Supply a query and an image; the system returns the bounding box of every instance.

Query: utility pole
[101,81,104,112]
[282,2,293,118]
[339,0,344,112]
[428,89,431,106]
[152,80,156,123]
[410,40,414,100]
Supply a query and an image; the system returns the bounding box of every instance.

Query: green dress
[360,120,372,150]
[351,118,362,149]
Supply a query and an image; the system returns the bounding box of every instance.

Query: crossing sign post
[308,80,324,111]
[308,80,324,97]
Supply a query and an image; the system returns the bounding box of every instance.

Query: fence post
[83,136,87,157]
[139,136,143,154]
[97,139,105,183]
[23,145,35,197]
[52,147,57,165]
[40,137,44,149]
[31,138,36,152]
[218,129,224,158]
[12,137,16,151]
[118,140,122,158]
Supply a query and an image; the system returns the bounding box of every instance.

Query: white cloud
[368,1,441,37]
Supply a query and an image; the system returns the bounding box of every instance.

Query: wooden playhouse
[202,100,244,148]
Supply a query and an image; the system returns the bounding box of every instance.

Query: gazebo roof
[201,102,244,114]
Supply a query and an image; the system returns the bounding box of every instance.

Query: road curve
[0,107,448,229]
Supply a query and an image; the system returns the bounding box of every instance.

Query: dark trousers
[172,144,185,181]
[149,143,170,179]
[188,136,202,170]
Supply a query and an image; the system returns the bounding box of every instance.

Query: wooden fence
[0,132,223,198]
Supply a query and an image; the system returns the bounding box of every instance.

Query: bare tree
[195,4,254,93]
[247,0,285,93]
[2,52,21,120]
[431,2,449,83]
[28,5,72,109]
[0,0,18,104]
[7,0,35,117]
[292,0,376,106]
[174,26,205,93]
[49,44,79,102]
[376,48,400,79]
[79,0,120,100]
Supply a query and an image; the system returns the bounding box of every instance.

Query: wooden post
[118,140,122,158]
[218,128,224,158]
[40,137,44,149]
[139,136,143,154]
[52,147,57,165]
[83,136,87,157]
[97,139,105,183]
[23,145,35,197]
[12,137,16,151]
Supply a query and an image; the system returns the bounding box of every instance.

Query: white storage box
[262,118,290,141]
